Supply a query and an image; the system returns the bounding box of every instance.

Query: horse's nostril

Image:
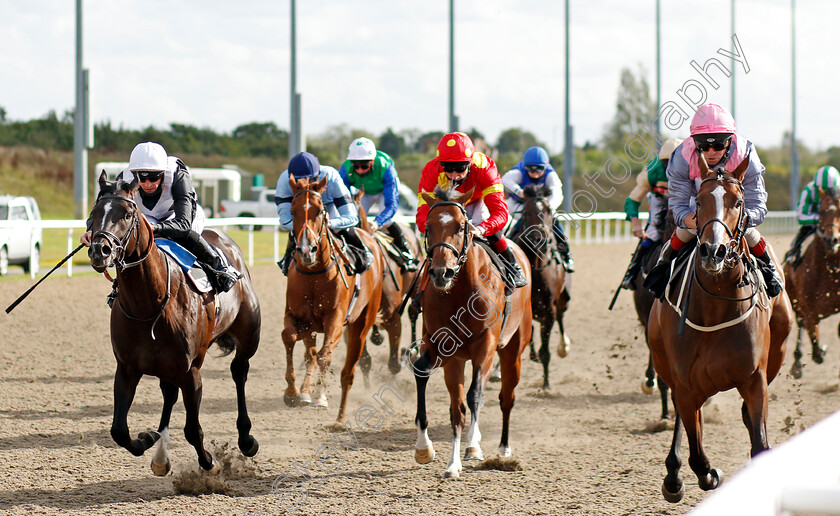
[443,268,456,280]
[715,245,727,260]
[698,245,709,258]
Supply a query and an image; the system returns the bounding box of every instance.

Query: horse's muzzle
[428,265,456,290]
[698,241,727,272]
[89,241,114,272]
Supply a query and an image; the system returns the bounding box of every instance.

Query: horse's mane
[522,184,551,199]
[98,175,135,199]
[432,185,458,201]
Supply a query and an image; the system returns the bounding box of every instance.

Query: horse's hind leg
[790,325,804,379]
[529,328,539,363]
[539,319,553,390]
[465,350,493,462]
[384,315,403,375]
[556,311,570,359]
[231,351,259,457]
[151,380,179,476]
[808,322,826,365]
[737,370,771,457]
[657,376,670,420]
[111,364,160,458]
[443,359,467,479]
[336,314,371,423]
[359,345,372,388]
[282,321,301,406]
[181,367,219,473]
[498,332,524,457]
[662,407,685,503]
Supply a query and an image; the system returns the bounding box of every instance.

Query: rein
[515,198,555,271]
[696,174,747,266]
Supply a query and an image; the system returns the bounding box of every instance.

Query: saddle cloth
[155,239,214,293]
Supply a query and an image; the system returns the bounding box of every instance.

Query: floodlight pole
[73,0,88,218]
[731,0,736,119]
[562,0,573,212]
[289,0,301,157]
[790,0,799,210]
[656,0,661,144]
[449,0,457,132]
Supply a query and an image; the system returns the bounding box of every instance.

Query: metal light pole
[73,0,88,218]
[790,0,799,210]
[656,0,661,144]
[289,0,301,157]
[562,0,573,212]
[449,0,457,132]
[731,0,735,118]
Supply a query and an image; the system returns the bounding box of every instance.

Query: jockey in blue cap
[275,152,373,276]
[501,146,574,272]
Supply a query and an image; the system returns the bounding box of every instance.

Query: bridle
[292,187,329,250]
[424,201,472,275]
[697,172,747,266]
[91,195,152,270]
[817,195,840,242]
[517,197,554,270]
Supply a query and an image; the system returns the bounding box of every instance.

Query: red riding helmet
[436,132,475,162]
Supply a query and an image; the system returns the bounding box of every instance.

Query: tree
[496,128,542,155]
[378,127,406,158]
[602,66,656,152]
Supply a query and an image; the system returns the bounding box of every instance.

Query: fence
[0,211,800,279]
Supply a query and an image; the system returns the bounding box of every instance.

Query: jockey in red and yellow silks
[416,132,527,289]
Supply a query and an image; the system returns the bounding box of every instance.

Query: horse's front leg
[807,321,826,364]
[539,317,554,390]
[281,314,302,406]
[413,339,439,465]
[230,352,259,457]
[383,315,403,375]
[662,406,685,503]
[150,379,179,476]
[298,331,318,406]
[443,359,467,479]
[678,399,722,493]
[314,313,345,410]
[180,367,219,474]
[737,370,771,457]
[111,364,160,457]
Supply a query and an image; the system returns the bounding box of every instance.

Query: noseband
[697,173,747,265]
[424,201,472,273]
[292,188,328,249]
[91,195,150,270]
[817,196,840,241]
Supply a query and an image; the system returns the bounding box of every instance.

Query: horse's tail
[213,334,236,357]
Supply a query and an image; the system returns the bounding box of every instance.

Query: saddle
[333,233,369,276]
[156,239,217,293]
[643,239,697,300]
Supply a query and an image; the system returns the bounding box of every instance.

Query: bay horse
[353,189,421,380]
[413,186,533,479]
[87,172,261,475]
[784,188,840,379]
[631,210,677,421]
[281,174,383,423]
[512,185,571,390]
[647,155,793,503]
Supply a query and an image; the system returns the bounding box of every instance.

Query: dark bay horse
[512,185,570,390]
[413,187,533,479]
[631,210,677,420]
[87,172,261,475]
[281,174,383,423]
[353,189,421,380]
[647,155,793,503]
[784,188,840,378]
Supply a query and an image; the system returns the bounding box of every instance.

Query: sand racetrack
[1,234,838,515]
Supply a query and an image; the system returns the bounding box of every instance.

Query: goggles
[352,160,373,171]
[525,165,546,175]
[693,134,732,152]
[441,161,470,174]
[135,171,164,182]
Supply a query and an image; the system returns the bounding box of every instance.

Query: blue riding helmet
[289,152,320,178]
[523,146,550,167]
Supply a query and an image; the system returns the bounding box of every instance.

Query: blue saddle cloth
[155,238,197,272]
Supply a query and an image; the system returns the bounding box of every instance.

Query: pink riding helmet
[689,103,736,135]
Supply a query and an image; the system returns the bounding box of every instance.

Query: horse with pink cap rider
[645,103,783,298]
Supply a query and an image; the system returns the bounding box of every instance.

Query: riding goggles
[352,160,373,171]
[693,134,732,152]
[525,165,546,175]
[135,171,164,182]
[441,161,470,174]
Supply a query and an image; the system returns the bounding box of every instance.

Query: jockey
[82,142,241,294]
[416,132,527,289]
[784,165,840,265]
[646,103,782,298]
[276,151,372,276]
[620,138,682,289]
[338,137,419,272]
[501,146,575,272]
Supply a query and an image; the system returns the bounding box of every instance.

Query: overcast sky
[3,0,838,154]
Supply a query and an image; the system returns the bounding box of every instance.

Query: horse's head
[518,185,553,255]
[695,153,750,273]
[289,173,329,267]
[352,186,373,233]
[817,187,840,255]
[421,186,474,291]
[88,171,143,272]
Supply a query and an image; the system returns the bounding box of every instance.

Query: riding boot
[278,237,296,276]
[644,243,678,299]
[553,221,575,273]
[784,224,816,266]
[499,247,528,289]
[386,224,419,272]
[621,240,651,290]
[186,232,242,293]
[338,226,373,275]
[754,252,783,297]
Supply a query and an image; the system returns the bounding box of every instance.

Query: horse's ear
[453,186,476,206]
[732,155,750,183]
[420,191,436,208]
[312,175,328,193]
[288,173,297,190]
[126,175,139,196]
[98,170,108,189]
[819,187,827,200]
[353,187,364,204]
[698,152,712,179]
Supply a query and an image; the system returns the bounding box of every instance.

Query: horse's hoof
[498,445,512,457]
[388,360,402,375]
[206,456,221,476]
[557,335,570,358]
[529,350,540,363]
[241,436,259,457]
[641,378,656,395]
[150,458,170,476]
[371,326,383,346]
[443,468,461,479]
[283,393,299,407]
[708,468,724,490]
[464,446,484,461]
[790,361,803,379]
[415,447,435,464]
[489,367,502,383]
[298,393,312,406]
[311,395,328,408]
[813,345,827,364]
[662,481,685,503]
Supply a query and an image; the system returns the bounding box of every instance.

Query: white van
[0,195,42,276]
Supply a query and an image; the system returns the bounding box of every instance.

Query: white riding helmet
[129,142,168,171]
[347,137,377,161]
[815,166,840,191]
[658,138,683,161]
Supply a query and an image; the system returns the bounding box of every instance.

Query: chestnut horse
[648,155,793,503]
[413,187,533,479]
[281,174,383,423]
[512,185,571,390]
[784,188,840,379]
[353,189,422,380]
[87,172,261,475]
